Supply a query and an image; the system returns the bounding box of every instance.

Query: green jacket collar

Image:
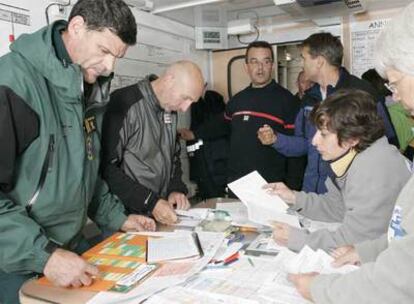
[52,20,72,67]
[10,21,82,99]
[10,21,112,105]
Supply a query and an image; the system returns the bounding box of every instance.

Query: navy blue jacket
[195,80,301,187]
[272,68,398,194]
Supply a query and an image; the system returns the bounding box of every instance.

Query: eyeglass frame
[247,58,274,67]
[385,74,406,94]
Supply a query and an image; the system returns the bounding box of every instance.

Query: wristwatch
[44,240,60,254]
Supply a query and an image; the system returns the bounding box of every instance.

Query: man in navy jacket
[258,33,397,194]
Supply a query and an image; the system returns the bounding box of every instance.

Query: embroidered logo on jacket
[388,205,407,242]
[84,116,97,160]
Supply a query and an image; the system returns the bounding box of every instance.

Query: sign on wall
[350,18,390,77]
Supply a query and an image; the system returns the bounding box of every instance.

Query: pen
[223,257,239,266]
[223,252,239,264]
[238,226,257,233]
[248,257,255,267]
[192,232,204,257]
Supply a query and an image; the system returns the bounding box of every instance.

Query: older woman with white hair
[288,3,414,303]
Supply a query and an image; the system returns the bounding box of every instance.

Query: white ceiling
[147,0,413,27]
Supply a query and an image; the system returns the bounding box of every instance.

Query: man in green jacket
[0,0,155,302]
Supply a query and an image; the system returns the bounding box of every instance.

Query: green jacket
[0,23,127,274]
[387,101,414,151]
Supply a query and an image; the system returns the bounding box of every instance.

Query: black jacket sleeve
[101,86,159,214]
[283,94,306,190]
[0,85,39,193]
[167,139,188,195]
[194,112,231,140]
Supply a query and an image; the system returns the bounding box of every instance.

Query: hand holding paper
[263,182,296,205]
[331,245,361,267]
[228,171,301,228]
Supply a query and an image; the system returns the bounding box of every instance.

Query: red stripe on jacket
[227,111,295,129]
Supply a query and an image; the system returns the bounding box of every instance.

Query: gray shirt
[310,170,414,304]
[288,137,411,252]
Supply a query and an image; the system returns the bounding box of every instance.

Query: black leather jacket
[101,77,187,214]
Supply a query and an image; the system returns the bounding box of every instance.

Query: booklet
[38,233,158,292]
[146,232,204,263]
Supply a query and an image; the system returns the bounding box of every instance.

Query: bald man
[101,61,205,225]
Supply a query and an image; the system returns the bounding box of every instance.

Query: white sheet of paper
[285,246,359,275]
[306,219,342,233]
[228,171,300,228]
[172,218,202,228]
[175,208,209,220]
[216,201,262,228]
[147,234,200,263]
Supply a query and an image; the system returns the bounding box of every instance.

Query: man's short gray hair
[375,2,414,78]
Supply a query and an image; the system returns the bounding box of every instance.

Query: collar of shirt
[52,20,72,67]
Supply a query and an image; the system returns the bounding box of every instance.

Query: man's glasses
[385,75,406,94]
[247,58,273,67]
[384,82,397,94]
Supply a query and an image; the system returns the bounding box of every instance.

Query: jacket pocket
[26,134,55,213]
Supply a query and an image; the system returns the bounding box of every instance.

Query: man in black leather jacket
[101,61,204,225]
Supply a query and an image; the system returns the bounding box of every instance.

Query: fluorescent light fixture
[227,18,255,35]
[152,0,225,14]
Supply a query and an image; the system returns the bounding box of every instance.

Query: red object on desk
[223,252,240,265]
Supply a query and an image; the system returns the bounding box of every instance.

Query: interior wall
[0,1,56,56]
[211,48,247,102]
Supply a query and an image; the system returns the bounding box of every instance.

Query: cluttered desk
[20,172,352,304]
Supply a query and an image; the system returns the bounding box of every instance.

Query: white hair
[375,2,414,79]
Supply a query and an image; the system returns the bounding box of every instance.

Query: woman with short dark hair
[266,89,410,253]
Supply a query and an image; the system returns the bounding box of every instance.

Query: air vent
[296,0,342,7]
[344,0,363,9]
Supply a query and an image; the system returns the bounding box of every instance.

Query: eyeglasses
[384,82,396,94]
[385,75,406,94]
[247,58,273,67]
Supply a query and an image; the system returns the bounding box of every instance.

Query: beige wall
[211,48,248,102]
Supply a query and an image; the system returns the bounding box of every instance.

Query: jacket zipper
[26,134,55,213]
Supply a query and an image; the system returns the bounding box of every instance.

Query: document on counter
[175,208,209,220]
[227,171,301,228]
[216,201,261,229]
[284,246,359,275]
[146,232,204,263]
[87,232,225,304]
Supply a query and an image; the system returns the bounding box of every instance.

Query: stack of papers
[228,171,301,228]
[283,246,359,275]
[147,232,204,263]
[87,231,225,304]
[216,201,262,229]
[173,209,210,228]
